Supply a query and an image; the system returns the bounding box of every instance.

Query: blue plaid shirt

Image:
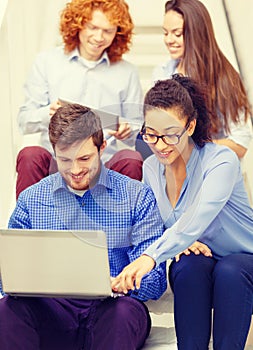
[8,165,167,301]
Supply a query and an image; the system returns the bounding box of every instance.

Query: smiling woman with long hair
[152,0,252,159]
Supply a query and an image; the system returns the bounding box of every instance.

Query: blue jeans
[169,253,253,350]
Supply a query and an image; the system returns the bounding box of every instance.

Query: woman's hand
[175,241,212,262]
[111,255,155,294]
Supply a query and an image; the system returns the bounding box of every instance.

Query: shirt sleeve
[117,65,144,147]
[17,52,51,135]
[227,112,253,149]
[8,193,32,229]
[127,185,167,302]
[151,64,165,84]
[151,59,178,85]
[144,148,240,265]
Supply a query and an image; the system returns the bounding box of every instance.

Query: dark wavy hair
[49,103,104,151]
[164,0,251,134]
[59,0,133,63]
[144,74,212,147]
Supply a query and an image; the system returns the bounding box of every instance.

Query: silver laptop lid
[0,229,112,299]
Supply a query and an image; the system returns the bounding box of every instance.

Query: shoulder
[18,173,58,203]
[199,143,240,168]
[34,46,68,64]
[107,169,143,189]
[110,59,139,75]
[107,169,155,198]
[152,59,179,83]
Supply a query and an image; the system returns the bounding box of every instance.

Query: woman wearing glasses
[112,75,253,350]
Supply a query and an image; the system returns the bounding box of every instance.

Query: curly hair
[59,0,133,63]
[144,75,212,147]
[49,103,104,151]
[164,0,251,134]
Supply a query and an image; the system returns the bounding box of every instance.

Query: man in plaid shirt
[0,103,167,350]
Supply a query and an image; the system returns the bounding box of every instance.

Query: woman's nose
[164,32,174,44]
[155,137,168,150]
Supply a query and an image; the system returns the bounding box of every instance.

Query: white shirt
[18,46,144,161]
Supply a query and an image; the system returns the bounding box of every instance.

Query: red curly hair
[59,0,134,63]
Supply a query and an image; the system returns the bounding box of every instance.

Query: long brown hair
[165,0,251,134]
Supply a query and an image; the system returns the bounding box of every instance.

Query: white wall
[223,1,253,201]
[225,1,253,104]
[0,0,67,226]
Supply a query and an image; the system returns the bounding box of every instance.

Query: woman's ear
[187,119,196,136]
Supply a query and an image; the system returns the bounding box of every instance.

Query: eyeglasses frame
[140,121,190,146]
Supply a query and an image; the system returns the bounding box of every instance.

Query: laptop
[0,229,113,299]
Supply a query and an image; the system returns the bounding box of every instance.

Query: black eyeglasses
[140,122,189,146]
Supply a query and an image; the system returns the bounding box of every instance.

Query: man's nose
[70,160,82,174]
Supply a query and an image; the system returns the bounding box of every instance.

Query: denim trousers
[169,253,253,350]
[0,295,150,350]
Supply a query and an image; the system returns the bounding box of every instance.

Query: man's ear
[187,119,196,136]
[99,140,107,156]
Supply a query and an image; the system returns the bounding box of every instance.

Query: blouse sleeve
[227,111,253,149]
[144,147,241,264]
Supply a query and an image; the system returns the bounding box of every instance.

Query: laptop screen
[0,229,112,299]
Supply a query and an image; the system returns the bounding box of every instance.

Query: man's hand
[175,241,212,262]
[111,255,155,294]
[108,122,131,141]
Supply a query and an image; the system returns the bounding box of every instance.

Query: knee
[93,298,150,349]
[16,146,53,173]
[113,298,150,341]
[214,254,247,286]
[118,149,143,161]
[105,150,143,180]
[17,146,45,161]
[113,297,140,319]
[17,146,51,164]
[170,254,215,283]
[111,297,149,326]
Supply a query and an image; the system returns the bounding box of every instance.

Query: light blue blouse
[143,143,253,264]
